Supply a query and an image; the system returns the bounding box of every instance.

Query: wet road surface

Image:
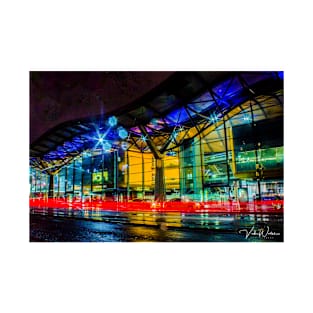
[30,211,283,242]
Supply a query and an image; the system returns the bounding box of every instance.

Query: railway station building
[29,71,283,205]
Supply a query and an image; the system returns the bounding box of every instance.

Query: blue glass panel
[188,100,215,113]
[213,77,234,97]
[221,76,244,98]
[193,91,213,103]
[165,107,191,125]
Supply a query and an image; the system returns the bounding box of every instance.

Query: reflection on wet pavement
[30,210,283,242]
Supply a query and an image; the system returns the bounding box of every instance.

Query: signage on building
[92,171,108,184]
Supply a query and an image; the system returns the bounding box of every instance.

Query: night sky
[30,71,174,144]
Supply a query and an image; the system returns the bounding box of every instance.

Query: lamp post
[113,148,118,201]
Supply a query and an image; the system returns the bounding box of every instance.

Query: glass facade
[29,168,49,197]
[30,101,283,203]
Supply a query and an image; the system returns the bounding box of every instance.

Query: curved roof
[30,71,283,173]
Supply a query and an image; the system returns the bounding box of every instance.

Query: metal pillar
[39,171,42,194]
[192,139,203,202]
[48,173,54,198]
[250,102,261,200]
[179,144,186,197]
[177,148,182,198]
[65,164,68,196]
[155,158,165,202]
[81,154,84,200]
[141,152,145,199]
[90,154,94,196]
[126,150,130,201]
[113,149,118,200]
[223,116,231,197]
[101,151,104,199]
[34,169,37,194]
[138,125,165,202]
[73,160,76,196]
[57,171,60,197]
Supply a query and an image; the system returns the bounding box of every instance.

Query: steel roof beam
[138,125,163,160]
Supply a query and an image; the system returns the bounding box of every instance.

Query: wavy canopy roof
[30,71,283,173]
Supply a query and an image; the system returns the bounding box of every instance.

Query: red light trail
[29,198,283,214]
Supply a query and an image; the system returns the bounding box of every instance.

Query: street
[30,211,283,242]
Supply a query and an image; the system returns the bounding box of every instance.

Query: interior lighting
[118,127,128,139]
[178,126,184,132]
[94,133,107,149]
[243,114,251,122]
[150,118,159,126]
[209,113,219,123]
[108,116,117,127]
[103,141,112,152]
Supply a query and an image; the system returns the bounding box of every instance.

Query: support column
[101,151,104,199]
[155,158,165,202]
[34,169,37,194]
[90,155,94,196]
[48,173,54,198]
[250,102,261,200]
[81,154,84,200]
[141,152,145,199]
[113,149,119,200]
[179,144,186,196]
[126,150,130,201]
[223,116,231,197]
[39,171,42,194]
[192,139,203,202]
[138,125,165,202]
